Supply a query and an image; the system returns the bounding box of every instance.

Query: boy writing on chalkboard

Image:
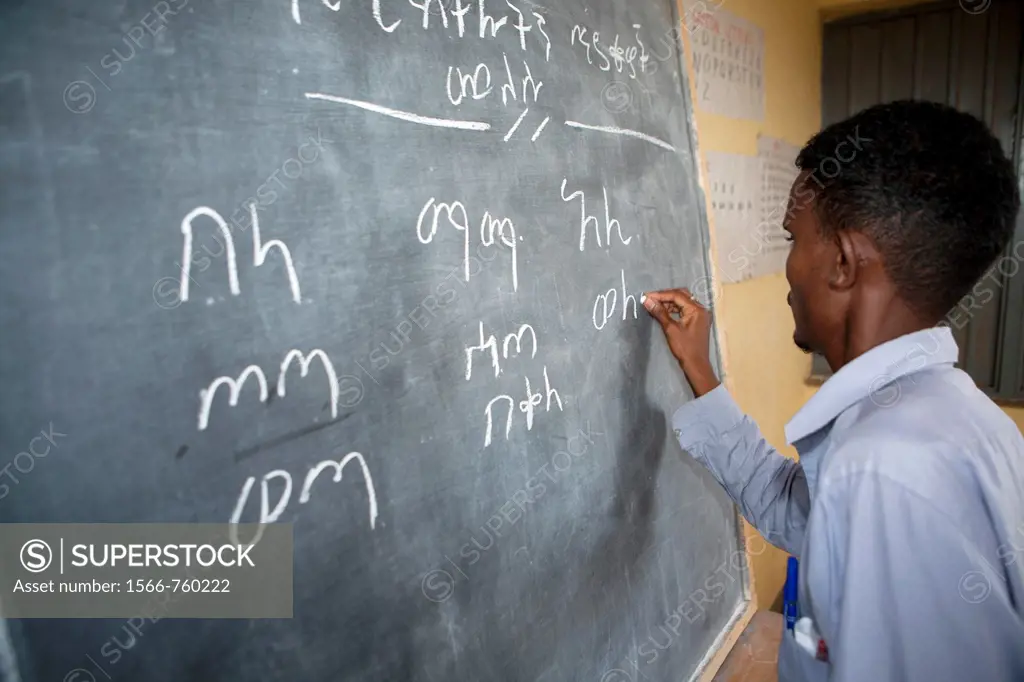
[643,100,1024,682]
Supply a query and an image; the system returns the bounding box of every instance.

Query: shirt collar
[784,326,960,445]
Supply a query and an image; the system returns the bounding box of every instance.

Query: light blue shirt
[672,327,1024,682]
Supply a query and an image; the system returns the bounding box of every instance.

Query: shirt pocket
[778,627,830,682]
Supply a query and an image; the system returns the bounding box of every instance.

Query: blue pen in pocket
[784,556,799,631]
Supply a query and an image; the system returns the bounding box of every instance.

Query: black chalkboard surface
[0,0,748,680]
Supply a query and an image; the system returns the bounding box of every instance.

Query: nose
[787,292,793,306]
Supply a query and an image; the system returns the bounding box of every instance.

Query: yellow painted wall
[682,0,1024,612]
[1006,406,1024,431]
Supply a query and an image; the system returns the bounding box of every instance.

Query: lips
[787,292,793,306]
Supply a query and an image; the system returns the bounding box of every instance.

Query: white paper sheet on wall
[754,134,801,279]
[705,151,762,283]
[705,138,801,282]
[684,1,765,121]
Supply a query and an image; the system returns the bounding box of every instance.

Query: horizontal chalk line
[563,120,676,152]
[305,93,491,131]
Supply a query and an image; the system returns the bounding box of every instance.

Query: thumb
[642,294,674,328]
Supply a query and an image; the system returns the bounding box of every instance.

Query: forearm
[679,359,720,398]
[673,385,809,554]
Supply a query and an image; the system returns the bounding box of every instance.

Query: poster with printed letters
[684,1,765,121]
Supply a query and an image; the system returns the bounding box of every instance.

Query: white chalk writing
[564,120,676,152]
[484,366,562,446]
[197,348,340,431]
[570,22,650,78]
[592,269,639,330]
[229,452,378,545]
[377,0,549,60]
[179,206,240,302]
[416,197,519,292]
[251,203,301,304]
[500,54,542,106]
[305,92,491,131]
[447,63,493,105]
[178,204,300,304]
[560,180,633,251]
[465,321,537,380]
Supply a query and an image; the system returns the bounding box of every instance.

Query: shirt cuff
[672,384,746,450]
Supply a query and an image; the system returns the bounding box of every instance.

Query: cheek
[784,243,803,289]
[784,247,814,319]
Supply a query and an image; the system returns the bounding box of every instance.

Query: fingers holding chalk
[645,288,702,312]
[642,292,673,326]
[641,287,716,382]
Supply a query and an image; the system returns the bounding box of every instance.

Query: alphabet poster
[754,134,801,279]
[684,1,765,121]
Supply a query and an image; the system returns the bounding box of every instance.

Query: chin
[793,334,813,354]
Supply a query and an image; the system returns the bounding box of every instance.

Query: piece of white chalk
[640,293,647,304]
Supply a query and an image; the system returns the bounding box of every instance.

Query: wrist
[679,359,719,397]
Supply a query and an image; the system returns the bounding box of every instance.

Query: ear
[829,229,872,291]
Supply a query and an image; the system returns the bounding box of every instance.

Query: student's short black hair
[795,99,1020,321]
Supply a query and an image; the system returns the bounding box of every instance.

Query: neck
[831,292,934,370]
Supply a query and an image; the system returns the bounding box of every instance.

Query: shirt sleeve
[672,384,809,555]
[819,472,1022,682]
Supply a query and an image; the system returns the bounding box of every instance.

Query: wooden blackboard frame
[675,1,759,678]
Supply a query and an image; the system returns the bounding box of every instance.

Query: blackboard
[0,0,749,680]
